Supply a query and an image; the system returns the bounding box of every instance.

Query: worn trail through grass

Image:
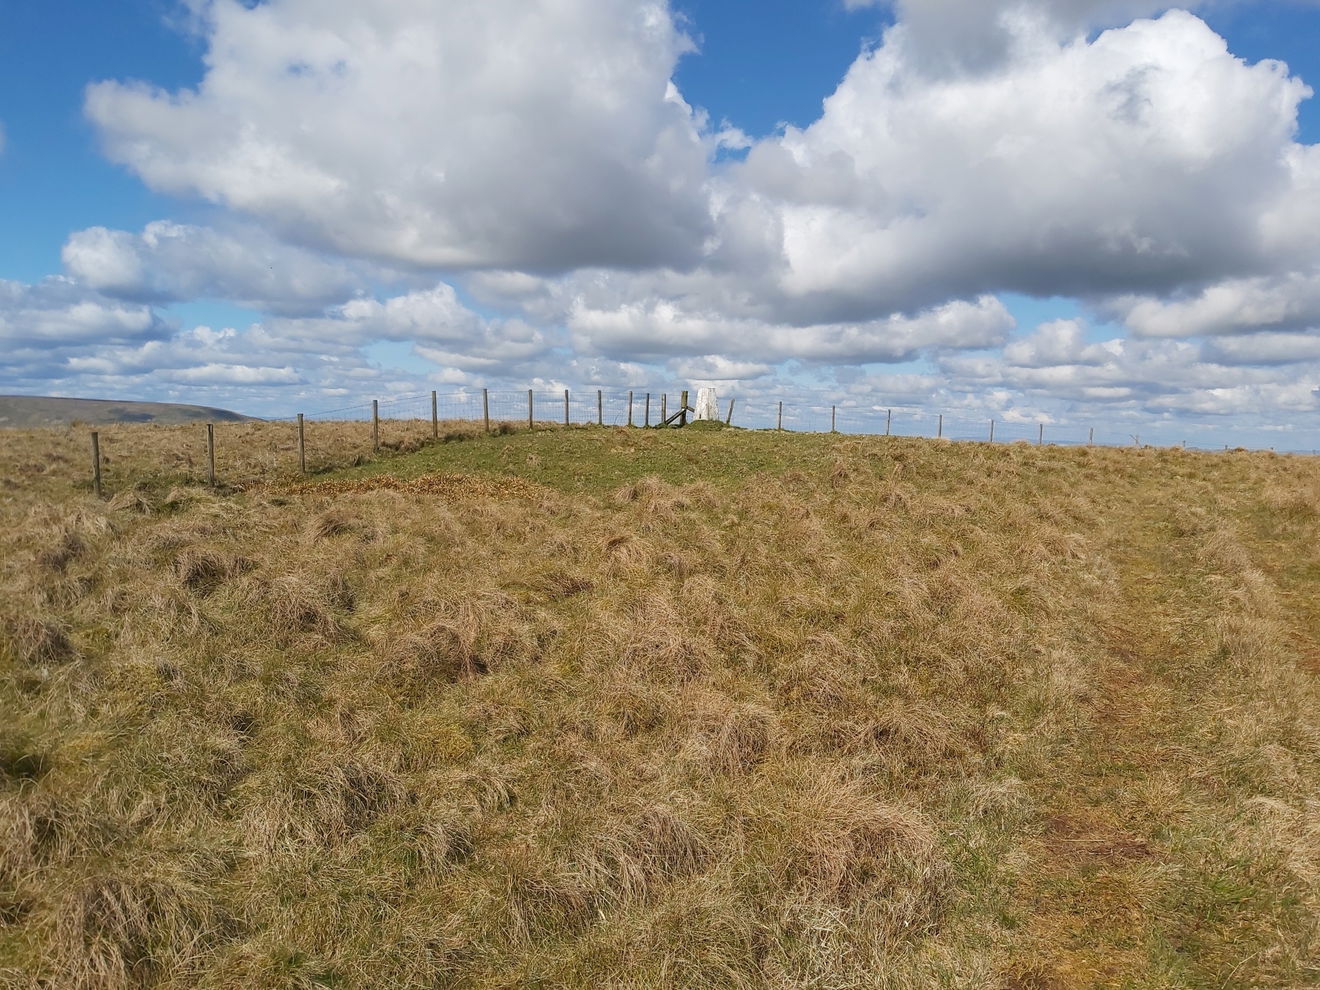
[1007,484,1319,987]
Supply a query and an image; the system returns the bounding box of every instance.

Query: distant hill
[0,394,254,428]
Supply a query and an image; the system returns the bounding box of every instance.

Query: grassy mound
[1,425,1317,987]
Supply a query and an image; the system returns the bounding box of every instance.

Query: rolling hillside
[0,395,252,429]
[1,422,1317,988]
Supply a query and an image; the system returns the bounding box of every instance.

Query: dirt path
[1003,488,1317,988]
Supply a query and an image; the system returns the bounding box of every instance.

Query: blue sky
[3,0,1320,449]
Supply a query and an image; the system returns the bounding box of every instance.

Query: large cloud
[262,283,558,380]
[720,10,1315,322]
[567,293,1013,363]
[857,0,1217,74]
[479,7,1320,344]
[82,4,1320,334]
[0,277,167,350]
[0,277,172,385]
[62,221,373,315]
[941,322,1320,417]
[1201,332,1320,366]
[86,0,711,273]
[1111,271,1320,337]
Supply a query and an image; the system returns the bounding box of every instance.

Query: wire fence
[275,387,1283,452]
[73,385,1313,497]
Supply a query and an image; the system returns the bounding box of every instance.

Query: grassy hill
[1,422,1317,988]
[0,394,252,429]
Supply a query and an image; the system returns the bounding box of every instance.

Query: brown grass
[0,425,1317,987]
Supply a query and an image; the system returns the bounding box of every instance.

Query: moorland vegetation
[1,420,1317,988]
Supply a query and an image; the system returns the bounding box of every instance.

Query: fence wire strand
[81,385,1313,494]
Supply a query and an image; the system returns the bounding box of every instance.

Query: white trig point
[693,387,719,421]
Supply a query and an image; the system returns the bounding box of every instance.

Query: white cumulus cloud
[85,0,711,273]
[1201,332,1320,366]
[62,221,376,315]
[723,10,1314,321]
[0,277,167,349]
[1112,271,1320,337]
[942,322,1320,419]
[566,293,1012,364]
[877,0,1218,74]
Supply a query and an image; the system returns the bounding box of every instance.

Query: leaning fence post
[527,389,534,430]
[206,423,216,486]
[297,414,306,474]
[372,400,380,452]
[777,401,783,431]
[597,389,603,426]
[627,390,634,427]
[482,388,490,433]
[644,392,651,427]
[564,389,570,427]
[885,409,892,436]
[431,391,438,440]
[725,398,735,425]
[90,431,102,497]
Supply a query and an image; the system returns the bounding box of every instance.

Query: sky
[3,0,1320,449]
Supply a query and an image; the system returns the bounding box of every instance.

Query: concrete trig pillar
[693,387,719,421]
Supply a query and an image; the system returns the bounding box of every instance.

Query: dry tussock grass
[0,417,529,502]
[0,425,1317,987]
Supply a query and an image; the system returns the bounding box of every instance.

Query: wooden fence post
[644,392,651,427]
[206,423,216,486]
[937,414,943,439]
[831,406,837,433]
[297,414,306,474]
[725,398,735,425]
[597,389,603,426]
[527,389,534,430]
[660,393,667,425]
[679,390,689,427]
[431,391,438,440]
[627,390,634,427]
[91,431,102,497]
[1038,423,1044,445]
[1088,427,1094,447]
[885,409,892,436]
[777,401,783,431]
[372,400,379,452]
[564,389,570,427]
[482,388,490,433]
[989,419,995,443]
